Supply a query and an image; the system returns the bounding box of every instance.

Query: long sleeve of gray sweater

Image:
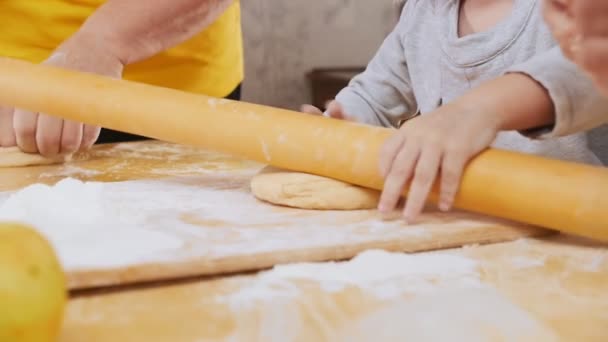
[334,0,608,165]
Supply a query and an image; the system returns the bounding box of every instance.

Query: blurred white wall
[241,1,399,109]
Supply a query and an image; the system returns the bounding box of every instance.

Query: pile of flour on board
[0,178,182,269]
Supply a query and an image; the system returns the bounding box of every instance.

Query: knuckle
[441,169,460,184]
[379,141,394,158]
[13,119,36,137]
[412,171,432,185]
[392,159,413,176]
[444,143,468,155]
[426,133,443,146]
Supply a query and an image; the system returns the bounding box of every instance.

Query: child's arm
[319,8,418,127]
[507,47,608,138]
[380,47,608,223]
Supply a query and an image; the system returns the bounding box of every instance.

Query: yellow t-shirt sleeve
[0,0,244,97]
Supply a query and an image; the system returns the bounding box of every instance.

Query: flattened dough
[0,147,71,168]
[250,166,380,210]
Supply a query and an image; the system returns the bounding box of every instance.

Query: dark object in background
[306,67,364,111]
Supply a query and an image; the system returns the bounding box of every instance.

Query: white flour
[0,178,182,269]
[0,177,432,271]
[40,165,103,179]
[225,250,482,307]
[223,251,559,342]
[334,288,558,342]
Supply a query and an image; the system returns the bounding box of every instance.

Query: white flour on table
[222,251,557,342]
[0,178,182,269]
[224,249,482,307]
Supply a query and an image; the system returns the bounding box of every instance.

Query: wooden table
[61,236,608,341]
[1,141,606,341]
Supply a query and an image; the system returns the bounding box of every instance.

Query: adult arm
[1,0,235,156]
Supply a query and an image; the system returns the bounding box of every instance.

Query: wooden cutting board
[0,141,548,290]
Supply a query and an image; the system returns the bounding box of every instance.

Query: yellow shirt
[0,0,244,98]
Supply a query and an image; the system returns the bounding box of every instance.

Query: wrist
[456,74,555,132]
[52,30,125,78]
[447,96,504,133]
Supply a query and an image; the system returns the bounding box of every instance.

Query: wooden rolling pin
[0,58,606,241]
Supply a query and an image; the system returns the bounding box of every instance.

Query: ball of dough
[250,167,380,210]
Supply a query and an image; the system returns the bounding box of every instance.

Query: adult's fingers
[577,37,608,73]
[543,0,571,31]
[0,106,16,147]
[35,113,64,157]
[576,37,608,94]
[402,147,441,223]
[81,124,101,151]
[13,109,40,153]
[573,0,608,37]
[378,140,420,213]
[543,0,578,60]
[60,120,84,154]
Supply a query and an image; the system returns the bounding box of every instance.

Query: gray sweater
[335,0,608,165]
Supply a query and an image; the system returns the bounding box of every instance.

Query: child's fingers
[302,101,351,120]
[403,148,441,223]
[438,152,467,212]
[326,101,347,120]
[378,141,420,213]
[300,104,323,115]
[378,132,407,178]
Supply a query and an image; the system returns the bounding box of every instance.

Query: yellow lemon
[0,222,67,342]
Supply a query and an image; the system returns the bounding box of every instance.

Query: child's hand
[300,101,351,120]
[378,103,500,223]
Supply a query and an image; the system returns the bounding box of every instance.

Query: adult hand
[2,35,124,156]
[544,0,608,95]
[571,0,608,95]
[544,0,578,60]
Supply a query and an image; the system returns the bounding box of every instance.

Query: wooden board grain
[62,236,608,341]
[0,141,548,290]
